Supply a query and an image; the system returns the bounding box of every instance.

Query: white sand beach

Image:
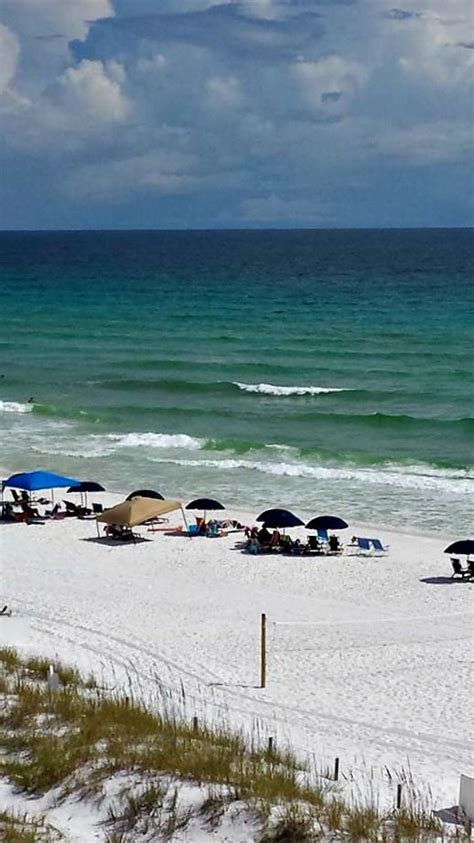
[1,493,473,832]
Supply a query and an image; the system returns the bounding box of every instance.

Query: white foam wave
[234,382,348,396]
[151,457,473,495]
[104,432,203,450]
[0,400,33,414]
[30,430,204,459]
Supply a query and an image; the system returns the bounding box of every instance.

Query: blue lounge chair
[369,538,389,555]
[356,537,371,555]
[317,528,329,543]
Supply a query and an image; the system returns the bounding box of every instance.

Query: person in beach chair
[308,535,326,554]
[64,500,92,518]
[257,526,272,548]
[20,501,41,519]
[328,534,344,554]
[451,559,470,580]
[104,523,136,541]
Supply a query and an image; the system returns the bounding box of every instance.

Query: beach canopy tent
[68,481,105,507]
[126,489,164,501]
[257,508,304,529]
[306,515,349,531]
[3,470,80,494]
[96,497,183,529]
[444,540,474,557]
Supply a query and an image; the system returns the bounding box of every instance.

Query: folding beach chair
[356,537,372,555]
[369,538,389,555]
[317,528,329,543]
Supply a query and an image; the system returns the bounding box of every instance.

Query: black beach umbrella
[444,539,474,557]
[257,508,304,530]
[186,498,225,522]
[68,481,105,507]
[306,515,349,531]
[126,489,165,501]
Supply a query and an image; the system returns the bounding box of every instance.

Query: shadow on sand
[420,576,472,585]
[81,536,152,546]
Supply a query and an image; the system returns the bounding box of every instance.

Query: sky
[0,0,473,229]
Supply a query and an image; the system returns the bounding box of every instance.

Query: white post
[47,664,60,692]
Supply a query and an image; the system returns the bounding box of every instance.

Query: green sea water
[0,229,472,532]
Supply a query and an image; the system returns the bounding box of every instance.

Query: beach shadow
[420,576,472,585]
[433,806,465,826]
[81,536,152,546]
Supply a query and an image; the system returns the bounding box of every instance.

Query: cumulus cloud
[0,0,472,227]
[55,59,129,122]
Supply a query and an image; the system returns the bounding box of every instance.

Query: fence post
[260,613,267,689]
[397,783,403,809]
[334,757,340,781]
[268,736,274,753]
[192,715,199,732]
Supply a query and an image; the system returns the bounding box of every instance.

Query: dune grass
[0,647,453,841]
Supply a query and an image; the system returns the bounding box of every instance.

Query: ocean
[0,229,472,533]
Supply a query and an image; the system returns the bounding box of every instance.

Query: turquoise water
[0,229,472,532]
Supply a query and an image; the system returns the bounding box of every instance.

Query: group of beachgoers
[1,494,88,523]
[244,525,343,556]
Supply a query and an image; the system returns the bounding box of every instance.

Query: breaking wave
[0,400,33,414]
[233,382,350,396]
[151,457,473,495]
[104,432,203,451]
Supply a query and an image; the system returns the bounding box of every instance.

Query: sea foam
[104,432,203,450]
[234,382,348,396]
[152,457,473,495]
[0,400,33,414]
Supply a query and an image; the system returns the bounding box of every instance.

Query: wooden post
[268,736,274,753]
[192,715,199,732]
[334,757,340,781]
[396,783,403,809]
[260,613,267,689]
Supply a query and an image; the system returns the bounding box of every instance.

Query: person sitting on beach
[104,523,124,538]
[20,501,40,519]
[257,526,272,547]
[329,534,343,552]
[269,530,281,549]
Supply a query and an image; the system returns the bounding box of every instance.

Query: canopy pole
[181,506,190,537]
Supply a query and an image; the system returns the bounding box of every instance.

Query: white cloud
[206,75,242,107]
[0,0,472,226]
[64,148,198,199]
[237,193,333,224]
[0,23,19,95]
[56,59,129,122]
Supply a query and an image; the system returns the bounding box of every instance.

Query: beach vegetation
[0,648,447,841]
[0,808,64,841]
